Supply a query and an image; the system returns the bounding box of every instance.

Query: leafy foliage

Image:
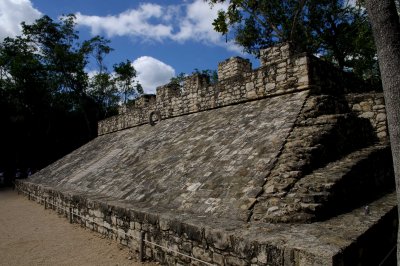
[193,69,219,84]
[169,69,218,88]
[208,0,379,81]
[0,15,141,178]
[113,60,143,104]
[169,72,187,87]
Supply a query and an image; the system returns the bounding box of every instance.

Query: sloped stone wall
[25,92,310,222]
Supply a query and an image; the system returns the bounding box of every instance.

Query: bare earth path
[0,188,156,266]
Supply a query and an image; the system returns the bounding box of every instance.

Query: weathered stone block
[376,113,387,122]
[205,228,231,251]
[225,256,249,266]
[192,246,213,263]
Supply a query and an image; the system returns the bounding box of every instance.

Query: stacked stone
[251,93,390,223]
[97,42,385,148]
[135,94,156,108]
[217,57,252,80]
[14,181,324,265]
[97,97,157,135]
[98,44,312,136]
[182,74,210,94]
[259,42,293,66]
[346,92,388,140]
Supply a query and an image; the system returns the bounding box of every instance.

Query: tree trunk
[365,0,400,264]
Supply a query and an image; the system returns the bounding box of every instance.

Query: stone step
[254,144,395,223]
[291,144,394,220]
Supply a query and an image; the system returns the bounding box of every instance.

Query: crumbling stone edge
[15,180,397,265]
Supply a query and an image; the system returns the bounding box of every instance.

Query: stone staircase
[251,94,394,223]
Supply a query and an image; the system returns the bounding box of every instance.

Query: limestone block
[374,97,384,105]
[360,112,375,119]
[276,74,287,82]
[213,252,225,265]
[205,228,231,251]
[277,67,287,74]
[278,62,287,68]
[373,104,385,111]
[360,101,373,111]
[376,113,387,122]
[192,246,213,263]
[295,57,307,66]
[267,206,279,214]
[298,75,309,84]
[246,82,255,91]
[225,256,248,266]
[265,83,275,91]
[181,241,192,253]
[159,219,170,231]
[377,131,387,139]
[352,104,361,111]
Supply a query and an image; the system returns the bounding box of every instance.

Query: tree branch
[290,0,308,42]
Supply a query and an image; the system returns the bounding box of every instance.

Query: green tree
[208,0,378,80]
[88,72,119,118]
[0,14,122,176]
[113,60,143,104]
[169,72,186,87]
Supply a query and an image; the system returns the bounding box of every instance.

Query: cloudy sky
[0,0,257,93]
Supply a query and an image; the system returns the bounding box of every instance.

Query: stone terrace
[19,43,396,265]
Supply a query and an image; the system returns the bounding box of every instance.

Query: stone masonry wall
[98,43,310,135]
[346,92,388,141]
[16,181,398,266]
[218,57,252,80]
[98,43,383,136]
[15,181,310,266]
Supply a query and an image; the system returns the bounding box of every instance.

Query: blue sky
[0,0,258,93]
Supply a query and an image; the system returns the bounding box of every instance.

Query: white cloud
[75,3,173,41]
[172,0,225,43]
[173,0,241,52]
[132,56,175,94]
[75,0,239,50]
[0,0,42,40]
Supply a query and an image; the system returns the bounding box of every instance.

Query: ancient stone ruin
[17,43,397,265]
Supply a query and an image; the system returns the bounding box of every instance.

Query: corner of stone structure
[182,73,210,94]
[260,42,295,66]
[217,56,252,81]
[134,94,157,108]
[156,83,181,99]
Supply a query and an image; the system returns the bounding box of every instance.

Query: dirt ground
[0,188,157,266]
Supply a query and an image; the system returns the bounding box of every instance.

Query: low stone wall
[98,43,380,136]
[16,180,398,266]
[346,92,388,141]
[14,181,284,265]
[98,43,311,135]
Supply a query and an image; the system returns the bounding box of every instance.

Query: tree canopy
[0,15,142,179]
[208,0,379,82]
